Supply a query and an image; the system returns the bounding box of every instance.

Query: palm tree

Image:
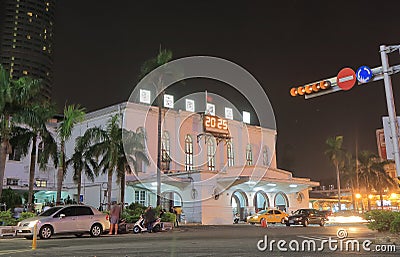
[373,162,397,209]
[118,128,149,207]
[325,136,345,211]
[81,115,149,209]
[138,48,173,206]
[0,65,43,198]
[9,102,58,210]
[358,153,398,210]
[66,135,98,203]
[90,115,121,210]
[341,151,357,209]
[56,105,85,204]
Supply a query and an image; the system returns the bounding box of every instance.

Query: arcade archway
[161,191,183,211]
[231,190,248,221]
[274,192,289,212]
[253,191,269,212]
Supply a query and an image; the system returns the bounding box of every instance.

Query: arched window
[135,127,147,173]
[161,131,170,162]
[185,134,193,171]
[262,146,269,166]
[227,142,234,167]
[207,137,216,171]
[246,144,253,165]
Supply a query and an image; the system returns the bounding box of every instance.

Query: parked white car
[16,205,110,239]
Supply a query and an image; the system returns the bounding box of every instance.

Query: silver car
[16,205,110,239]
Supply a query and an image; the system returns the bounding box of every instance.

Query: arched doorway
[274,192,289,212]
[161,191,183,212]
[253,191,269,212]
[231,190,248,221]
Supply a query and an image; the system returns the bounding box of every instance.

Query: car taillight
[106,214,109,221]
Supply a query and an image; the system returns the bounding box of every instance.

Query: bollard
[32,223,37,250]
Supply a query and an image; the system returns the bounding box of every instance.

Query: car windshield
[293,209,308,215]
[39,207,63,216]
[257,210,267,215]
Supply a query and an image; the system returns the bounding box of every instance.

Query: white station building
[4,100,318,224]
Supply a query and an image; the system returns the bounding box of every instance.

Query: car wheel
[75,233,84,237]
[90,224,102,237]
[152,224,161,233]
[303,219,309,227]
[286,222,290,227]
[319,219,325,227]
[39,225,53,239]
[133,225,141,234]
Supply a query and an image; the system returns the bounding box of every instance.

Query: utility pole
[380,44,400,177]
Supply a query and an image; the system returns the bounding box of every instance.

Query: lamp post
[156,91,164,207]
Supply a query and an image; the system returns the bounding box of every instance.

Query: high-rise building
[0,0,55,99]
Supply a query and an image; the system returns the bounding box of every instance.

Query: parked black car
[285,208,326,227]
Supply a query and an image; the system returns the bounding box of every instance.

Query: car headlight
[28,220,39,228]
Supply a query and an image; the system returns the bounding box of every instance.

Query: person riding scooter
[143,206,157,231]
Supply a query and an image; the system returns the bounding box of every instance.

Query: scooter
[133,215,162,234]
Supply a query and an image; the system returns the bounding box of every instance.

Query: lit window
[246,144,253,165]
[13,33,16,37]
[12,44,15,48]
[11,56,15,60]
[207,137,216,171]
[185,135,193,171]
[227,142,234,167]
[23,70,28,75]
[161,131,170,162]
[46,7,48,12]
[26,35,31,39]
[35,180,47,187]
[42,46,46,51]
[27,12,32,17]
[134,190,147,205]
[46,2,50,6]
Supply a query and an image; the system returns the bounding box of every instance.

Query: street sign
[356,66,373,83]
[382,116,400,160]
[337,68,356,90]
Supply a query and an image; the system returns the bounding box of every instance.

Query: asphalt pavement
[0,223,398,257]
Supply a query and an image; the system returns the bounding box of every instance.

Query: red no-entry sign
[337,68,356,90]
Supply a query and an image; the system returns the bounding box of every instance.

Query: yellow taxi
[247,209,288,224]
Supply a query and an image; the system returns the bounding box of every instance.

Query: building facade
[0,0,55,99]
[2,101,319,224]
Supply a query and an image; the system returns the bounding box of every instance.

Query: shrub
[364,210,397,232]
[0,210,17,226]
[17,212,36,222]
[389,213,400,234]
[161,212,176,223]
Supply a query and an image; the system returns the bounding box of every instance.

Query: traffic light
[290,80,331,97]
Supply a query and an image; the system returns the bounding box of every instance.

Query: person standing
[109,201,121,235]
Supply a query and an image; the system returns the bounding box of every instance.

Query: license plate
[289,220,294,224]
[18,230,22,233]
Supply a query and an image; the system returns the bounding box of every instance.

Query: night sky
[53,0,400,183]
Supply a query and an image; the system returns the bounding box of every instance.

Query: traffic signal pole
[290,44,400,177]
[380,44,400,177]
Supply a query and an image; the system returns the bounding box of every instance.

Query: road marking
[0,249,31,256]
